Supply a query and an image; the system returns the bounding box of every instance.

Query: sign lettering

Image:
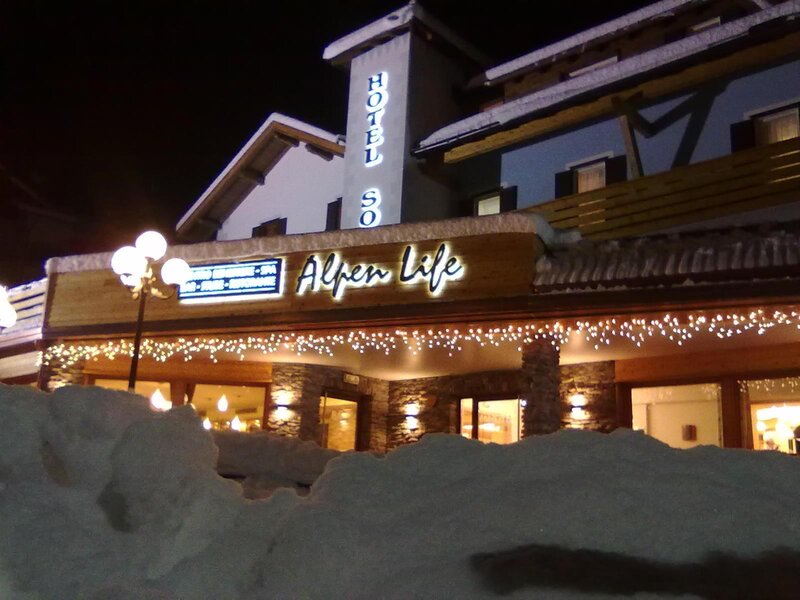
[360,72,388,228]
[179,259,283,303]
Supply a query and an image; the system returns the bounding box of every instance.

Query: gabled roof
[416,1,798,155]
[476,0,704,88]
[176,113,344,242]
[323,1,490,67]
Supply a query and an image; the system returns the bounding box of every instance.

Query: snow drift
[2,383,800,599]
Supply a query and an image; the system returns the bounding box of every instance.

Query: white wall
[632,383,722,449]
[216,144,344,241]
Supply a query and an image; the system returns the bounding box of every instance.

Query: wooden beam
[444,31,800,163]
[720,378,743,448]
[615,341,800,384]
[239,167,265,186]
[617,114,643,179]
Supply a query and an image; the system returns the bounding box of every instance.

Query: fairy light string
[42,307,800,368]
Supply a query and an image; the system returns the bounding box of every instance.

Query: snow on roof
[417,1,799,153]
[534,222,800,293]
[175,113,343,233]
[47,212,555,274]
[323,1,490,66]
[481,0,702,86]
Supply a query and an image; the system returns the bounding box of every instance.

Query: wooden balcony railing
[526,136,800,240]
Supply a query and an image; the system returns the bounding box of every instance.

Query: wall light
[274,390,293,407]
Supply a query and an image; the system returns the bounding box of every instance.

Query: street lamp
[0,286,17,329]
[111,231,191,392]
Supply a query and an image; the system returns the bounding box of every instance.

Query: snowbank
[2,383,800,599]
[213,430,339,498]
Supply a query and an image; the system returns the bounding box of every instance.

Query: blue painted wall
[496,58,800,209]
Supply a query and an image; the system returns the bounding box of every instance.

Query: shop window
[739,376,800,454]
[192,384,268,432]
[460,397,522,444]
[252,217,287,238]
[472,187,517,216]
[94,379,172,410]
[631,383,722,449]
[554,155,627,197]
[319,395,358,451]
[325,198,342,231]
[731,104,800,152]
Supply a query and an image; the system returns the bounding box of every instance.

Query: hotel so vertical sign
[360,71,387,228]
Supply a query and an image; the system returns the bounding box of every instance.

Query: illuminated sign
[359,188,382,228]
[364,72,387,168]
[296,242,463,300]
[180,243,464,305]
[179,259,283,303]
[360,72,388,228]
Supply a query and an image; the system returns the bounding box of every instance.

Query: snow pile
[3,383,800,599]
[213,430,339,498]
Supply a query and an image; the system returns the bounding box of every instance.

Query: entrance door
[460,397,523,444]
[319,396,359,451]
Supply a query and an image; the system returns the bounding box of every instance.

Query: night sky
[0,0,650,283]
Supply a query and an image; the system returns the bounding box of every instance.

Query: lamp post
[0,286,17,329]
[111,231,191,392]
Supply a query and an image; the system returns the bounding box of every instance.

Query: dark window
[554,155,627,198]
[252,217,287,238]
[326,198,342,231]
[472,186,517,216]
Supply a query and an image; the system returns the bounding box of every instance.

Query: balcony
[526,137,800,240]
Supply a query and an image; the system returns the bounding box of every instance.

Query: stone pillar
[520,339,561,436]
[560,361,617,432]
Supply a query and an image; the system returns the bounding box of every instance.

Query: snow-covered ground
[2,383,800,599]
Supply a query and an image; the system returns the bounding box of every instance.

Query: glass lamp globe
[135,231,168,261]
[111,246,147,277]
[161,258,192,286]
[0,304,16,328]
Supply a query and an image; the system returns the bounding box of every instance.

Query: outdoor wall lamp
[111,231,191,392]
[0,286,16,329]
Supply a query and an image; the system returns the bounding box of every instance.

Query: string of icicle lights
[42,308,800,368]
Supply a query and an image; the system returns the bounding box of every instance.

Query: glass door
[319,395,358,451]
[460,397,523,444]
[740,377,800,454]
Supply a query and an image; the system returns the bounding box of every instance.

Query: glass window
[460,398,522,444]
[477,195,501,216]
[193,384,267,432]
[94,379,171,410]
[575,161,606,193]
[740,377,800,454]
[631,383,722,449]
[319,396,358,451]
[754,108,799,146]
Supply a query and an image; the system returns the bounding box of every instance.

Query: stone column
[520,339,561,436]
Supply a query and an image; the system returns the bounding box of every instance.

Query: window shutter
[252,217,287,238]
[326,198,342,231]
[554,170,575,197]
[730,120,755,152]
[605,155,628,184]
[499,186,518,212]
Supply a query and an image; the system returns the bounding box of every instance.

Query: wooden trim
[720,377,743,448]
[616,343,800,385]
[443,31,800,163]
[615,382,633,429]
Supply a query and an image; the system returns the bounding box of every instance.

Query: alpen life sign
[297,243,463,300]
[178,243,464,304]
